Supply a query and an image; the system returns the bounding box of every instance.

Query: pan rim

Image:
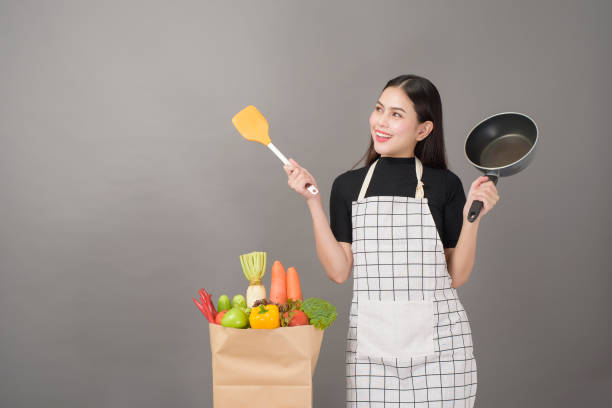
[463,111,539,172]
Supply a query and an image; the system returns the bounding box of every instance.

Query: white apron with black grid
[346,157,477,407]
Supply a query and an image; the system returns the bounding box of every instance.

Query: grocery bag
[209,323,324,408]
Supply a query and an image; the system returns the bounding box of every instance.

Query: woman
[283,74,499,407]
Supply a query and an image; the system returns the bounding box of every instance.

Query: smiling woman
[371,88,434,153]
[362,75,447,169]
[282,74,500,407]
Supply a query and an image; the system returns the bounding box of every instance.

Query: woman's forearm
[306,198,352,284]
[448,217,480,288]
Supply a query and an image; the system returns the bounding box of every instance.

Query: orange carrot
[270,260,287,304]
[286,266,303,301]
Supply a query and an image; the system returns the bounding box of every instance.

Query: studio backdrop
[1,1,610,407]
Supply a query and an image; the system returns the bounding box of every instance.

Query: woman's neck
[380,151,415,158]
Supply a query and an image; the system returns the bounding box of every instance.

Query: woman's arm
[283,158,353,284]
[445,218,479,288]
[445,176,500,288]
[307,199,353,284]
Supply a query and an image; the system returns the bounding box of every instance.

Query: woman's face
[369,86,432,157]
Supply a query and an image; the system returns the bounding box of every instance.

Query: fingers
[302,167,315,180]
[283,158,301,174]
[289,170,313,189]
[286,158,300,170]
[482,181,499,200]
[472,191,497,206]
[283,164,297,176]
[283,163,300,178]
[288,172,310,193]
[470,179,499,197]
[284,158,307,180]
[471,176,489,189]
[289,166,303,182]
[471,185,498,200]
[470,189,499,214]
[467,178,500,216]
[283,158,319,198]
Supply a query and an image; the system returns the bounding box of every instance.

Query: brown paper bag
[209,323,324,408]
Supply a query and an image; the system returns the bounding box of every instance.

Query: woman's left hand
[463,176,500,221]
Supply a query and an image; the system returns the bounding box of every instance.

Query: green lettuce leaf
[300,298,337,330]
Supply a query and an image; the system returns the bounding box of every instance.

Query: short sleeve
[443,172,466,248]
[329,175,352,243]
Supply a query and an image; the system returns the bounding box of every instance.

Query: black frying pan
[464,112,538,222]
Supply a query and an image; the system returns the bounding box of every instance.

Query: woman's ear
[416,121,434,142]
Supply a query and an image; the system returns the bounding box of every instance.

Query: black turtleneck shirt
[329,156,466,248]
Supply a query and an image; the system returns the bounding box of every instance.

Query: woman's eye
[375,107,382,112]
[393,113,402,118]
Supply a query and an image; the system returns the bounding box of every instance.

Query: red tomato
[215,310,227,325]
[283,310,309,326]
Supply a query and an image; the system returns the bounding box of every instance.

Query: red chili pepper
[198,288,219,324]
[205,292,217,319]
[199,289,211,317]
[193,297,213,323]
[200,288,217,320]
[192,297,208,320]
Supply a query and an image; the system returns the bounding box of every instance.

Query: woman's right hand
[283,158,321,203]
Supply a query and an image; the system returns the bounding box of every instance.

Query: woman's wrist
[462,216,480,229]
[306,195,323,209]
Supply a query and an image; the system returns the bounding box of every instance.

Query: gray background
[1,0,610,407]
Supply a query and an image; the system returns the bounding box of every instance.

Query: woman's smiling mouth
[375,129,392,142]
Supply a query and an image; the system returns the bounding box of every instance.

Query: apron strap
[415,157,425,199]
[357,157,425,201]
[357,160,378,201]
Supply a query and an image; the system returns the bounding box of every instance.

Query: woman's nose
[377,114,389,128]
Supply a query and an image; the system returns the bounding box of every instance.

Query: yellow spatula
[232,105,319,195]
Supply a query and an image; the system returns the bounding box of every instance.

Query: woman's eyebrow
[376,101,406,113]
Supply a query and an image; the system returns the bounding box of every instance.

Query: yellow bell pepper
[249,304,280,329]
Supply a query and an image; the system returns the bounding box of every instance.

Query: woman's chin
[373,143,392,155]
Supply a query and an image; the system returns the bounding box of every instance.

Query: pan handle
[467,174,499,223]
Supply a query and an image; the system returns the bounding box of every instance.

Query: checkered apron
[346,158,477,407]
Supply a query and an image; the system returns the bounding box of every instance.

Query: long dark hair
[352,74,448,170]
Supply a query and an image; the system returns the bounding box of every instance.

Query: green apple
[232,294,247,309]
[221,307,249,329]
[217,294,231,312]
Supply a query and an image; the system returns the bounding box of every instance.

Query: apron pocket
[356,299,435,360]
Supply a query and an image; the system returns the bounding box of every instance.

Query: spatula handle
[267,143,319,195]
[307,184,319,195]
[267,143,290,165]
